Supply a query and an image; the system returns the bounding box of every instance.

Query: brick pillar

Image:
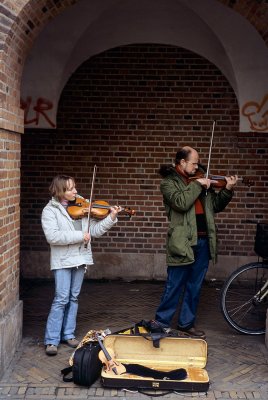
[0,130,22,378]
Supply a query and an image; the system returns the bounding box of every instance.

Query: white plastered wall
[21,0,268,132]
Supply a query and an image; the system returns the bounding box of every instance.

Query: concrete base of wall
[21,250,256,281]
[0,300,23,379]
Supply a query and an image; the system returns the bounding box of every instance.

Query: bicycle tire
[220,262,268,334]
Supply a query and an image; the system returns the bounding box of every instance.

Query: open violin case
[100,333,209,392]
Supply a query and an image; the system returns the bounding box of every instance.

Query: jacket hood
[159,163,207,178]
[158,165,176,178]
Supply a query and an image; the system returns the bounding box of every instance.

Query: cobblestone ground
[0,280,267,399]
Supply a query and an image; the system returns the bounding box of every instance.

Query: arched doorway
[1,0,268,378]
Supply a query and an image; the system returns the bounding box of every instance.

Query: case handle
[122,388,173,397]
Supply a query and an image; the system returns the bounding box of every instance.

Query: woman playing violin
[153,146,237,339]
[41,174,121,356]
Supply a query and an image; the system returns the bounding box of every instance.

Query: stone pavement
[0,279,267,400]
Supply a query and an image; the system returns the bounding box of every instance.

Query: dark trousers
[155,238,210,329]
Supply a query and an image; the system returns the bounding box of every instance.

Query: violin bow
[206,120,216,180]
[85,164,97,247]
[205,120,216,195]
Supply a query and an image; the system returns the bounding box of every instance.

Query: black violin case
[100,333,209,392]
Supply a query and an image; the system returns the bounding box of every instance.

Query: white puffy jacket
[41,197,117,270]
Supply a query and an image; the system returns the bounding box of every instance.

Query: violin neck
[93,203,117,211]
[210,175,242,181]
[92,203,126,213]
[97,336,112,361]
[92,203,110,210]
[210,175,225,180]
[97,335,119,375]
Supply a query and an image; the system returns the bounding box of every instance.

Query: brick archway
[0,0,267,379]
[218,0,268,46]
[1,0,79,132]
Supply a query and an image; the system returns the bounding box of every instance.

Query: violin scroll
[241,177,254,188]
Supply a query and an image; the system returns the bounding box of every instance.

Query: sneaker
[62,338,79,348]
[45,344,57,356]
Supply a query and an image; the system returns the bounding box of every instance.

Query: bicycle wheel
[221,262,268,334]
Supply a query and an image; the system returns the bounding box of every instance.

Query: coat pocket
[167,225,194,261]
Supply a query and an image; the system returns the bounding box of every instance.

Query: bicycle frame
[254,278,268,302]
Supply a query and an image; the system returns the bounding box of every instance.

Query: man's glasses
[186,161,199,166]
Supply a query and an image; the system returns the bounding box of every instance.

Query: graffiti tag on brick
[242,94,268,132]
[20,96,56,128]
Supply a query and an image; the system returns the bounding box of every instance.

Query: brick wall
[20,44,268,275]
[0,131,21,317]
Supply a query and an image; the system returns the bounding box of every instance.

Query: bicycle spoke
[220,262,268,334]
[233,304,256,325]
[227,299,253,315]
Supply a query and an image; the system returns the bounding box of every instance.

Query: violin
[96,335,126,375]
[188,171,253,188]
[67,197,135,220]
[98,347,126,375]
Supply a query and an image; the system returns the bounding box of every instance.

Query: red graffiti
[242,94,268,132]
[20,96,56,128]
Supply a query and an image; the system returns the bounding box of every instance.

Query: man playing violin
[41,174,121,356]
[153,146,237,338]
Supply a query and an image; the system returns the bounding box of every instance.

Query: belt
[198,232,207,238]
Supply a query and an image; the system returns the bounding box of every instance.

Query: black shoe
[148,320,169,334]
[177,326,206,339]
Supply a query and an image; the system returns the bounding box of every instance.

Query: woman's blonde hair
[49,175,75,201]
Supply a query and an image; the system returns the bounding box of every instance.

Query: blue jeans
[155,238,209,329]
[44,266,85,345]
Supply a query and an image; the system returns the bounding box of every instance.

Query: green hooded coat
[160,169,233,266]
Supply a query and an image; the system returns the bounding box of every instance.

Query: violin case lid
[101,334,209,392]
